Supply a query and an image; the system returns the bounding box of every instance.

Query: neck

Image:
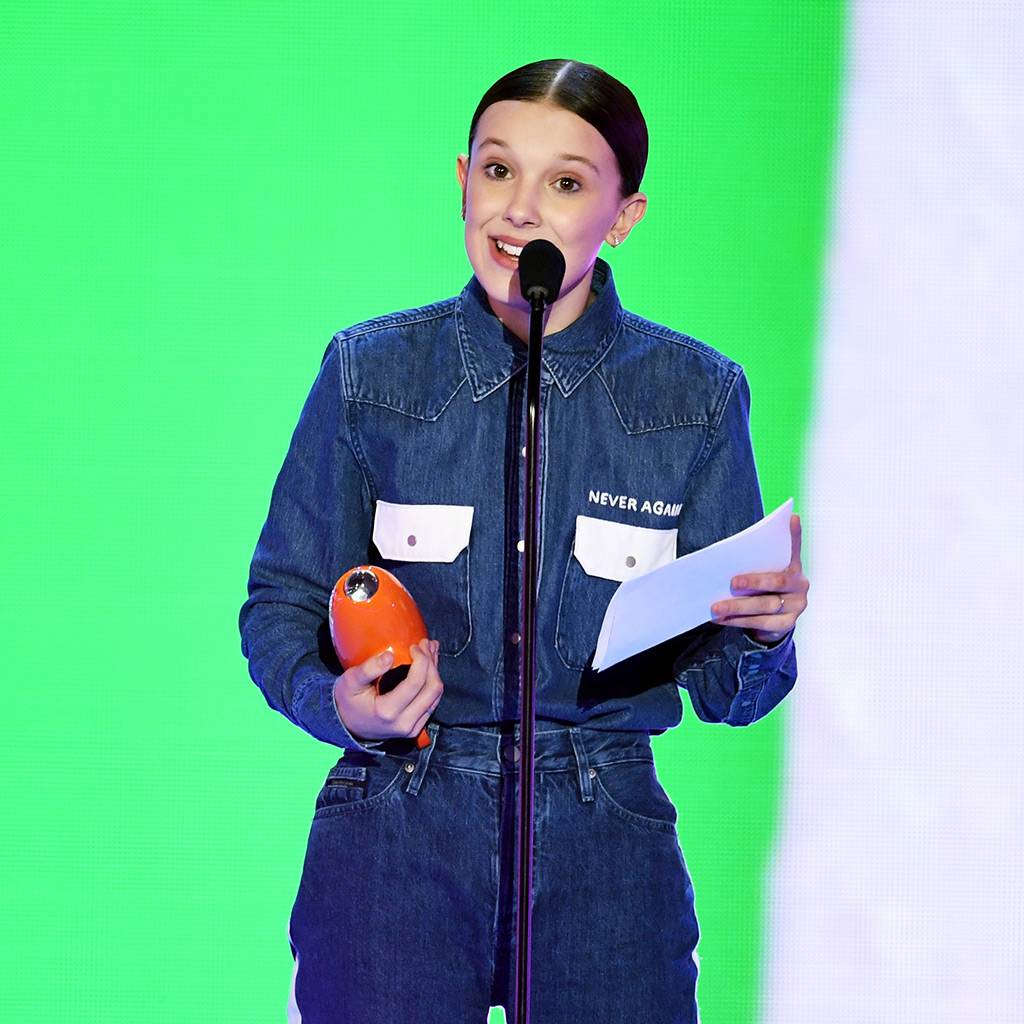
[492,265,597,345]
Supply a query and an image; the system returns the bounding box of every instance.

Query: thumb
[789,514,802,570]
[343,648,394,689]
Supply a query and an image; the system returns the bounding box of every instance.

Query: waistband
[359,721,655,775]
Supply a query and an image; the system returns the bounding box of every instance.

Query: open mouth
[494,238,523,259]
[491,238,524,268]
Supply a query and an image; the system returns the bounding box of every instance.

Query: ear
[456,154,469,220]
[605,192,648,247]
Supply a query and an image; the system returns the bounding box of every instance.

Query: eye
[483,162,510,180]
[555,176,581,193]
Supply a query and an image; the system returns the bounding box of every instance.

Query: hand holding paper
[710,508,806,644]
[592,498,798,671]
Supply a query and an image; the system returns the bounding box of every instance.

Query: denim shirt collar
[455,257,622,401]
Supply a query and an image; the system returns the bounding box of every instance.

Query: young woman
[240,59,809,1024]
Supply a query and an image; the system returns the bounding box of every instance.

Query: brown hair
[468,60,648,198]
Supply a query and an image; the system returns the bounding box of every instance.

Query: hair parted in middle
[467,60,649,199]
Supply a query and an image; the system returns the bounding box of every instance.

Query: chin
[470,258,522,311]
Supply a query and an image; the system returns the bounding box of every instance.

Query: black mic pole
[515,240,565,1024]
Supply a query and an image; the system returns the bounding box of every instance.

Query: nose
[503,176,540,228]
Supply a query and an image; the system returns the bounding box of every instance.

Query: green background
[1,2,842,1020]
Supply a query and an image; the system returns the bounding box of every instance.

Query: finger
[715,612,792,633]
[730,572,792,595]
[712,594,788,622]
[790,514,802,571]
[393,653,444,737]
[377,643,441,722]
[409,685,444,737]
[418,638,436,668]
[341,648,395,690]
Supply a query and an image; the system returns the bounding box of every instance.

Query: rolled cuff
[295,672,388,755]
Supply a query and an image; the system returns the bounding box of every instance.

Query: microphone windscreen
[518,239,566,304]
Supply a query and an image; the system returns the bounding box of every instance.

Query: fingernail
[380,651,393,668]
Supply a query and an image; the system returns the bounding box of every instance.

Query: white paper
[591,498,794,671]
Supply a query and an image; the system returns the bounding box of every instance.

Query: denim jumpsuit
[239,258,797,1022]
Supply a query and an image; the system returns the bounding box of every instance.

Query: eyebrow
[477,136,601,176]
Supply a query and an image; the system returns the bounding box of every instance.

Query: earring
[611,233,620,247]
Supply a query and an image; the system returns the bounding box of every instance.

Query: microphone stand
[515,290,545,1024]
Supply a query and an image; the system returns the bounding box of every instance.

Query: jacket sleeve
[672,367,797,726]
[238,337,385,754]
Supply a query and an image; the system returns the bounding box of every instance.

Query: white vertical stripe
[763,2,1024,1022]
[286,916,302,1023]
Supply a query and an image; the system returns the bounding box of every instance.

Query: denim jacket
[239,258,797,754]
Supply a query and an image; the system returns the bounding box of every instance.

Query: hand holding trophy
[329,566,442,750]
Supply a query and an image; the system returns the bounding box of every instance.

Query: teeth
[496,239,523,257]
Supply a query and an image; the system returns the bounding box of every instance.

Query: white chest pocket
[557,515,678,669]
[370,501,475,657]
[572,515,677,582]
[372,501,474,562]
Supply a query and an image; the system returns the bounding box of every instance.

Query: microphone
[513,234,563,1024]
[518,239,566,305]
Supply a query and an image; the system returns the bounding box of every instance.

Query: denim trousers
[286,721,700,1023]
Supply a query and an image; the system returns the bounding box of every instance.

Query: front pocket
[312,759,408,821]
[592,759,679,834]
[371,501,474,657]
[555,515,677,669]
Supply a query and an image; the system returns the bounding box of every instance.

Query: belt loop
[405,722,439,796]
[569,727,595,803]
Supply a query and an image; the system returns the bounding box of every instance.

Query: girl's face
[456,100,646,340]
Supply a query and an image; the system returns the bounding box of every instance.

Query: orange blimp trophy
[329,566,432,750]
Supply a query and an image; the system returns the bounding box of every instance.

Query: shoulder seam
[332,297,458,344]
[619,311,741,372]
